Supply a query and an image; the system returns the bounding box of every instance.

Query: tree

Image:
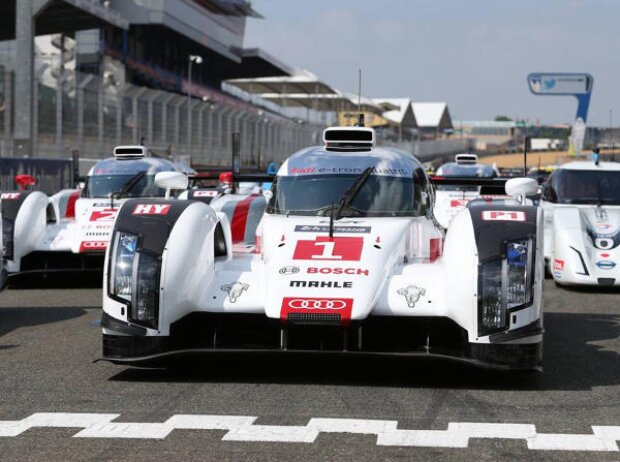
[494,115,513,122]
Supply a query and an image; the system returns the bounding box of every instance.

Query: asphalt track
[0,278,618,461]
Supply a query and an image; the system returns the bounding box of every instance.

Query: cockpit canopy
[83,157,183,199]
[267,144,431,217]
[435,162,497,192]
[542,168,620,205]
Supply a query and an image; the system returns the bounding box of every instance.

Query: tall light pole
[187,54,203,154]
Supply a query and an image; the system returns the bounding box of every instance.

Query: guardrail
[0,158,76,195]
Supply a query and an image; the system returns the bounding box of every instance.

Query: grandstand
[0,0,474,165]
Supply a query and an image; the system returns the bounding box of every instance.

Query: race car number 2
[293,236,363,261]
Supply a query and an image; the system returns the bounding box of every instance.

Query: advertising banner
[527,73,593,156]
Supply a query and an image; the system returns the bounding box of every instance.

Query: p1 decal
[193,190,218,198]
[132,204,172,215]
[293,236,363,261]
[0,193,20,200]
[553,259,565,271]
[79,241,108,252]
[481,210,526,222]
[281,297,353,325]
[90,209,118,222]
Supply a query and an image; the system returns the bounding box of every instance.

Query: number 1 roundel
[293,236,363,261]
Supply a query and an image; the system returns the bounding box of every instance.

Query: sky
[244,0,619,126]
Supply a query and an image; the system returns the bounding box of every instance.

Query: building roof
[224,69,337,95]
[412,102,452,129]
[254,91,384,114]
[237,48,294,77]
[374,98,417,127]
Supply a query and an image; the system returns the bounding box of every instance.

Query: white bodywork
[541,161,620,286]
[1,154,186,277]
[102,129,544,369]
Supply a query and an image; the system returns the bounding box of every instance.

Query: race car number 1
[293,236,363,261]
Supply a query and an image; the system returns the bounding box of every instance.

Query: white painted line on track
[0,413,617,452]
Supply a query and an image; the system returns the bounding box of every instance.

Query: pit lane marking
[0,413,618,451]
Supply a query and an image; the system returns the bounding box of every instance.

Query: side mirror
[505,177,538,204]
[154,171,189,198]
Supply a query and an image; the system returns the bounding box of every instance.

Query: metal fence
[0,62,480,171]
[0,158,75,195]
[0,64,323,168]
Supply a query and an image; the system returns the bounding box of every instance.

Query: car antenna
[523,135,529,177]
[355,68,365,127]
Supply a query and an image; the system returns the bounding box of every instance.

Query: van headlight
[478,237,534,336]
[109,230,161,329]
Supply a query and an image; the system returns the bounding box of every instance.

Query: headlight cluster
[2,218,14,260]
[109,231,161,329]
[478,238,534,336]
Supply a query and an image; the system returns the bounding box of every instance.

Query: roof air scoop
[113,145,147,160]
[323,126,376,152]
[455,153,478,165]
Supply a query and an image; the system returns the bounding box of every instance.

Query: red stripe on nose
[231,194,259,243]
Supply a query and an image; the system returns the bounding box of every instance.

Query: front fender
[464,204,542,342]
[551,207,592,283]
[102,199,219,336]
[1,191,48,272]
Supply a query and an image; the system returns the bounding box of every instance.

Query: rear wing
[430,176,507,195]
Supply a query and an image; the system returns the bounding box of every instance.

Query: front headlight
[131,251,160,329]
[2,218,14,260]
[108,230,161,329]
[110,231,138,301]
[478,237,534,336]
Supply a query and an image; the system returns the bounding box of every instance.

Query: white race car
[540,160,620,287]
[433,154,501,228]
[0,146,193,282]
[100,126,544,370]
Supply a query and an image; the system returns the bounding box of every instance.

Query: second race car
[540,160,620,286]
[433,154,500,228]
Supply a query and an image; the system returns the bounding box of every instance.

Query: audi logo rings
[287,299,347,310]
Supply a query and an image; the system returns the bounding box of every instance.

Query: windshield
[553,170,620,205]
[435,163,495,191]
[267,174,420,217]
[82,174,165,198]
